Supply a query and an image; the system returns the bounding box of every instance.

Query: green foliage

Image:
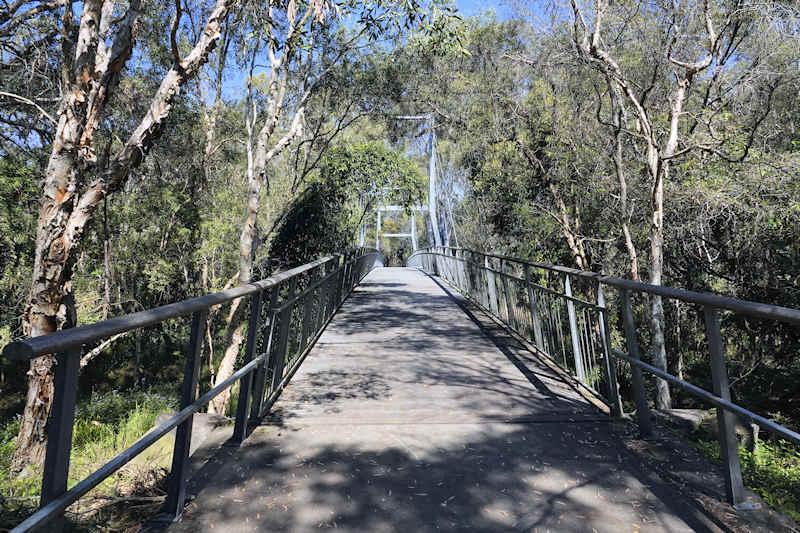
[0,418,40,530]
[0,155,38,329]
[72,390,177,450]
[694,436,800,521]
[270,142,423,267]
[0,389,178,528]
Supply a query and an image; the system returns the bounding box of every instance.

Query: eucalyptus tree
[207,0,461,414]
[566,0,800,409]
[8,0,261,470]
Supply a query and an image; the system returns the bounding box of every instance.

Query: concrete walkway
[164,267,721,532]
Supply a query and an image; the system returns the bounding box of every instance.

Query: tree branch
[0,91,56,124]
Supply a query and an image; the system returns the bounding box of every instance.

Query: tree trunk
[608,84,640,281]
[12,0,236,471]
[648,154,671,410]
[102,196,112,319]
[548,184,588,270]
[207,10,310,413]
[207,173,260,414]
[11,84,85,471]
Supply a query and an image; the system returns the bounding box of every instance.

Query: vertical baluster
[269,304,293,394]
[501,261,514,327]
[524,267,545,352]
[299,267,319,355]
[335,255,345,305]
[704,306,746,506]
[622,290,653,438]
[580,307,593,386]
[485,256,499,316]
[229,292,263,446]
[39,347,81,532]
[597,285,622,416]
[162,310,207,520]
[250,284,279,420]
[564,276,587,383]
[481,258,490,309]
[325,262,337,321]
[316,267,329,332]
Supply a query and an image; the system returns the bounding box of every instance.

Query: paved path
[165,268,721,532]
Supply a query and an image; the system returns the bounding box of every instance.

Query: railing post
[597,285,622,417]
[500,261,515,328]
[564,276,587,383]
[250,284,279,420]
[621,290,653,438]
[229,291,263,447]
[162,310,207,520]
[485,255,499,315]
[321,264,334,324]
[524,266,545,352]
[343,253,352,295]
[704,306,746,506]
[479,253,489,309]
[40,347,81,532]
[318,267,333,330]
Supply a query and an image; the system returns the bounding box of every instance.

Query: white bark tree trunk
[568,0,720,410]
[208,4,314,413]
[13,0,236,471]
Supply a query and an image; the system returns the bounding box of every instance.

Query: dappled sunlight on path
[161,268,720,532]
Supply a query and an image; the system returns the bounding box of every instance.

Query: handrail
[611,349,800,445]
[410,247,800,325]
[7,248,381,532]
[2,256,333,361]
[408,246,799,509]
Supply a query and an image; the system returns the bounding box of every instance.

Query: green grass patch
[0,389,178,530]
[693,437,800,521]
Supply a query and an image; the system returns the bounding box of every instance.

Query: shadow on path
[150,268,729,533]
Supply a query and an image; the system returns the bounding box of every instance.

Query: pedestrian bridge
[5,248,800,532]
[163,267,703,532]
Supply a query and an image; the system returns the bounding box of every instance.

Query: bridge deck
[165,267,718,532]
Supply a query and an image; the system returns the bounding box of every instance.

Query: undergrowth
[0,389,178,531]
[693,436,800,522]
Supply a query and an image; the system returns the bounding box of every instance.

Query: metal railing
[3,248,380,532]
[407,246,800,509]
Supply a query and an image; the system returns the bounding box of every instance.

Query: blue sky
[455,0,513,19]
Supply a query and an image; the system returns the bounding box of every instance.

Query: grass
[693,436,800,522]
[0,389,178,531]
